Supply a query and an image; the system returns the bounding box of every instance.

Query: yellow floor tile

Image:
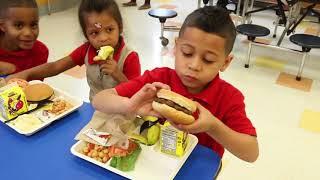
[154,0,173,3]
[254,56,285,71]
[241,38,271,45]
[276,72,313,92]
[304,27,320,36]
[63,65,86,79]
[157,4,177,9]
[300,109,320,133]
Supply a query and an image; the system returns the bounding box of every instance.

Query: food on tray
[152,89,197,125]
[7,78,29,89]
[129,116,160,146]
[0,85,28,120]
[82,141,111,163]
[46,99,73,115]
[109,140,141,171]
[9,114,42,132]
[81,136,141,171]
[94,46,114,61]
[160,121,189,157]
[24,83,54,102]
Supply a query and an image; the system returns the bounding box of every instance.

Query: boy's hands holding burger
[128,82,170,117]
[170,102,217,134]
[151,89,217,134]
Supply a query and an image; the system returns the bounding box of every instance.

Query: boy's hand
[170,102,216,134]
[130,82,170,117]
[0,61,16,75]
[6,71,29,81]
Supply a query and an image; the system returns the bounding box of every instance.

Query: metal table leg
[47,0,51,15]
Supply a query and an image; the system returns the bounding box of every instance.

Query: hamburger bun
[152,89,197,125]
[24,83,54,102]
[7,78,29,89]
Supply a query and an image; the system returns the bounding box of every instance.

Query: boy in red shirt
[7,0,140,101]
[93,6,259,163]
[0,0,48,76]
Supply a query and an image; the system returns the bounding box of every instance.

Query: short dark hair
[0,0,38,18]
[78,0,123,39]
[179,6,236,55]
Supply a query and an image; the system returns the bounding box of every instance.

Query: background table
[0,103,221,180]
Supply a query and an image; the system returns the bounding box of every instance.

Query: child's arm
[93,82,170,116]
[6,56,77,81]
[99,59,128,83]
[173,102,259,163]
[0,61,16,75]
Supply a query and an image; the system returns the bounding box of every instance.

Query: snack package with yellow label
[0,85,28,120]
[160,121,189,157]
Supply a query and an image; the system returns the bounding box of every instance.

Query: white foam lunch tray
[0,80,83,136]
[71,134,198,180]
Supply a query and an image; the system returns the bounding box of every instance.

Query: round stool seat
[289,34,320,49]
[236,24,270,37]
[148,9,177,19]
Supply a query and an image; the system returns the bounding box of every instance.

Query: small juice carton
[160,121,188,157]
[0,84,28,120]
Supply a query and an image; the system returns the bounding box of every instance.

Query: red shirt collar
[88,36,125,65]
[0,46,32,57]
[170,71,221,106]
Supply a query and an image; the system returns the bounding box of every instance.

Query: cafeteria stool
[289,34,320,81]
[236,24,270,68]
[148,9,178,46]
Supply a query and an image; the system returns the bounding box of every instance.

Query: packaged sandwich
[0,85,28,120]
[160,121,188,157]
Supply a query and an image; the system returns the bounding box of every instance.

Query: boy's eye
[182,52,192,57]
[203,59,214,64]
[31,22,38,29]
[14,23,23,29]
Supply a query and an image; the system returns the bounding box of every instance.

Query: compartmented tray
[71,134,198,180]
[0,80,83,136]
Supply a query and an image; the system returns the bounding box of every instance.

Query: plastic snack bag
[0,84,28,120]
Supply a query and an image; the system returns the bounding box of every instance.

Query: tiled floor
[38,0,320,179]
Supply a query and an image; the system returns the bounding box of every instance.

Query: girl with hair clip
[7,0,141,102]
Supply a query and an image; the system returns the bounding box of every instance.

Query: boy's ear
[220,54,233,72]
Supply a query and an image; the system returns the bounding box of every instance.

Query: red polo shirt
[115,67,257,157]
[70,38,141,80]
[0,40,48,73]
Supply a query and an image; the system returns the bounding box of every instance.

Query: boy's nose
[188,57,201,71]
[22,27,33,37]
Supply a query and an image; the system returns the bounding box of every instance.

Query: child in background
[8,0,141,101]
[122,0,151,10]
[92,6,259,164]
[0,0,48,76]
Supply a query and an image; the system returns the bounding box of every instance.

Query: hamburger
[24,83,54,102]
[152,89,197,125]
[93,46,114,61]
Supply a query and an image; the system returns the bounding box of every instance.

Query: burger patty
[154,98,192,115]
